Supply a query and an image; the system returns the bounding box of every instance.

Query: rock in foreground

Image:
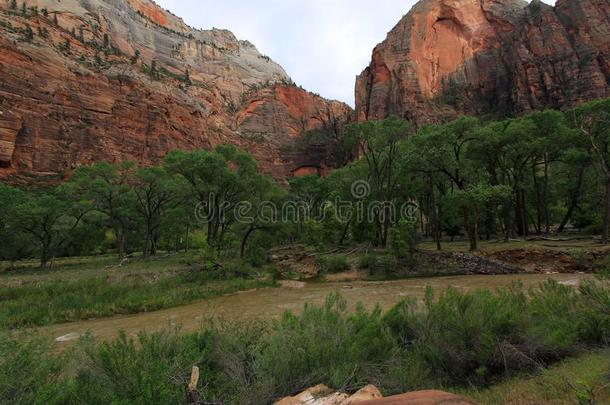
[275,386,476,405]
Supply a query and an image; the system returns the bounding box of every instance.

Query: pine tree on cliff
[23,24,33,41]
[150,60,158,81]
[184,68,191,85]
[9,0,17,11]
[131,49,140,65]
[20,2,26,16]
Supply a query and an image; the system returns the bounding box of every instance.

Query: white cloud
[156,0,557,107]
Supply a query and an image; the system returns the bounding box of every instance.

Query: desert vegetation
[1,279,608,404]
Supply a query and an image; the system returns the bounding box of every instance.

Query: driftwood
[186,366,200,404]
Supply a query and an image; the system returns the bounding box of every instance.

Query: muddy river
[45,273,589,345]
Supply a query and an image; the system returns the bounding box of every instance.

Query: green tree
[23,24,33,41]
[0,184,32,265]
[568,98,610,242]
[184,67,191,85]
[132,167,187,258]
[413,116,483,250]
[165,145,261,250]
[70,162,137,259]
[14,190,90,268]
[345,116,412,247]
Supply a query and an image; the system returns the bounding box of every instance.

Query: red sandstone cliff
[355,0,610,125]
[0,0,352,183]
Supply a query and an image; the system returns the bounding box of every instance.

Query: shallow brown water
[44,273,589,345]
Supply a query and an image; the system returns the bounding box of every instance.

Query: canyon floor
[1,238,609,404]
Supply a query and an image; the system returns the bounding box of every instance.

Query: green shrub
[360,254,399,276]
[358,254,378,270]
[317,255,350,274]
[1,281,609,403]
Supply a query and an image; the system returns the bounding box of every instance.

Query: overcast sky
[156,0,557,107]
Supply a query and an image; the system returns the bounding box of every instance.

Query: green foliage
[0,333,69,404]
[23,24,33,41]
[316,254,350,274]
[0,265,274,328]
[358,253,399,276]
[390,220,418,259]
[2,281,608,403]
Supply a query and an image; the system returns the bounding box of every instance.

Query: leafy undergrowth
[464,350,610,404]
[1,279,608,404]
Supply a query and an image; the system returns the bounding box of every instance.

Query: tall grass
[0,270,275,328]
[1,279,608,404]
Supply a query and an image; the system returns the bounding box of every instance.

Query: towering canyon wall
[355,0,610,125]
[0,0,352,183]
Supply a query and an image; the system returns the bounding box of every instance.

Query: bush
[1,280,609,403]
[359,254,399,276]
[358,254,378,270]
[316,255,350,274]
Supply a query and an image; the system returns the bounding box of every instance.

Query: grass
[0,253,276,328]
[1,279,608,404]
[418,236,610,254]
[464,350,610,404]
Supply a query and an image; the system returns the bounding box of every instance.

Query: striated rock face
[0,0,352,183]
[355,0,610,126]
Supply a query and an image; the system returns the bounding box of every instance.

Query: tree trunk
[603,176,610,244]
[532,166,542,234]
[184,224,190,253]
[338,220,352,246]
[543,157,551,233]
[240,225,256,259]
[558,167,585,234]
[463,207,477,251]
[40,244,50,269]
[516,188,528,237]
[472,208,480,251]
[115,227,126,259]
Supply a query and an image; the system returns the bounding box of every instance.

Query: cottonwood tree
[0,184,32,265]
[568,98,610,242]
[165,145,264,250]
[344,116,412,247]
[70,161,137,258]
[413,116,483,250]
[14,188,91,268]
[132,167,188,258]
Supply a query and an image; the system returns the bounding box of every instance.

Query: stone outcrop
[355,0,610,126]
[357,390,477,405]
[275,386,475,405]
[0,0,352,183]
